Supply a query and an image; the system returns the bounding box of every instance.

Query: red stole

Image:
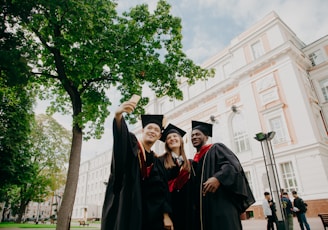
[168,168,190,192]
[193,144,213,162]
[137,141,153,180]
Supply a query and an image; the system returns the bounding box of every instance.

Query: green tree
[2,115,70,223]
[0,0,35,217]
[4,0,214,228]
[0,84,34,198]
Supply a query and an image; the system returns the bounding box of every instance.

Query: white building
[72,151,111,220]
[20,191,62,222]
[73,11,328,219]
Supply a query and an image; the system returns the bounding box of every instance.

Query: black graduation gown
[191,143,255,230]
[159,157,193,230]
[101,118,171,230]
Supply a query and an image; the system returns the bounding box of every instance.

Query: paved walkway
[3,217,323,229]
[242,217,323,230]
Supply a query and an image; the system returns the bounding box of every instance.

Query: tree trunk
[0,203,6,223]
[16,201,28,223]
[56,125,82,230]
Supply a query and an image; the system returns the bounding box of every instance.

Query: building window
[309,49,325,66]
[251,41,264,59]
[206,66,222,87]
[232,114,250,153]
[280,161,298,192]
[256,73,276,92]
[146,102,155,114]
[260,88,279,105]
[269,116,287,144]
[316,112,328,137]
[188,80,205,99]
[320,79,328,102]
[244,171,254,193]
[175,85,188,106]
[160,100,174,113]
[223,62,232,79]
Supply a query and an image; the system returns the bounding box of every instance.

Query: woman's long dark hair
[163,135,190,172]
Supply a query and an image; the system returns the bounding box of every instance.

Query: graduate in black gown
[158,124,192,230]
[101,96,173,230]
[190,120,255,230]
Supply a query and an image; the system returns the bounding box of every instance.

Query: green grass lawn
[0,222,99,228]
[0,222,56,228]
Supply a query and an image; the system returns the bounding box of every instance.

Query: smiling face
[191,129,208,151]
[165,132,182,153]
[142,123,162,145]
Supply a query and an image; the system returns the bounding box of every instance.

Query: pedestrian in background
[262,192,277,230]
[281,192,293,230]
[292,191,310,230]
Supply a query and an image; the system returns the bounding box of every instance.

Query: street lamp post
[254,132,287,230]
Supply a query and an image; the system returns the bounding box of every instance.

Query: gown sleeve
[102,117,142,230]
[211,143,255,213]
[110,117,138,192]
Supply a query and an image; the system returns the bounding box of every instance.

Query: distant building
[72,151,111,220]
[73,11,328,220]
[23,191,62,222]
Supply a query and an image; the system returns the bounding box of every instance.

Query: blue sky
[36,0,328,160]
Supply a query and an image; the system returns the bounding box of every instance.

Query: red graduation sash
[168,168,190,192]
[137,141,153,180]
[193,144,213,162]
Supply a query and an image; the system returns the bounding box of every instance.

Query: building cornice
[231,41,311,79]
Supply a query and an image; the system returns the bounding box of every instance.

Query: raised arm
[111,95,141,184]
[115,95,139,131]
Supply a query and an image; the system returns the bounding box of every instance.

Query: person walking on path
[262,192,277,230]
[281,192,293,230]
[292,191,310,230]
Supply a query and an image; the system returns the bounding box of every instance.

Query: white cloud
[166,0,328,63]
[275,0,328,44]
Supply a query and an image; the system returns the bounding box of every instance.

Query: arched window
[231,113,250,153]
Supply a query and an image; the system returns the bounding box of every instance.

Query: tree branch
[32,71,60,80]
[80,73,114,93]
[31,28,54,53]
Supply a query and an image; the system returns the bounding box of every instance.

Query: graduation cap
[192,120,213,137]
[141,114,164,130]
[160,123,186,142]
